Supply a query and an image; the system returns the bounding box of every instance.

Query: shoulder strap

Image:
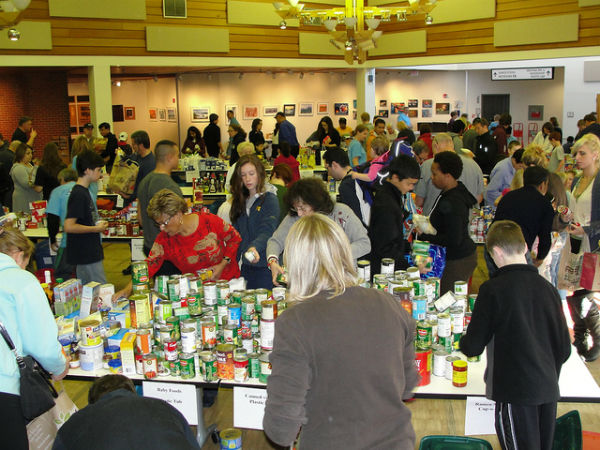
[0,321,25,368]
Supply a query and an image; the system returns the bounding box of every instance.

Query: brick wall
[0,71,70,159]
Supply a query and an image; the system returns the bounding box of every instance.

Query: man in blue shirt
[485,148,524,206]
[397,106,412,129]
[275,112,299,158]
[47,167,78,280]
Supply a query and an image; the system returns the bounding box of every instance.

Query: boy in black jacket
[460,220,571,450]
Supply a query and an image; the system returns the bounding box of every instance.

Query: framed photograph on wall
[264,106,278,116]
[378,109,389,118]
[299,103,314,116]
[112,105,124,122]
[379,100,388,108]
[390,103,405,114]
[158,108,166,121]
[407,109,418,118]
[408,99,418,108]
[77,104,91,124]
[148,107,158,121]
[422,109,432,118]
[334,103,349,115]
[435,102,450,114]
[317,103,328,115]
[243,105,260,120]
[124,106,136,120]
[422,99,433,109]
[166,107,177,122]
[225,104,239,121]
[191,106,210,122]
[284,104,296,117]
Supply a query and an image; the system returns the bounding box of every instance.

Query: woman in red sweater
[273,142,300,182]
[114,189,241,299]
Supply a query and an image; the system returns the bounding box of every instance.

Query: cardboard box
[80,281,101,319]
[120,332,137,376]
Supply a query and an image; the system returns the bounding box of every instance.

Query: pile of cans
[358,260,480,388]
[469,207,494,244]
[113,262,286,384]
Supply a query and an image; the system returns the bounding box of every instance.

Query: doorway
[481,94,510,122]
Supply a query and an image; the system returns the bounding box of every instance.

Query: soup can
[381,258,395,276]
[132,261,149,285]
[204,282,217,306]
[259,352,271,383]
[227,303,242,327]
[180,352,195,379]
[261,300,277,320]
[143,353,158,380]
[233,351,249,382]
[201,319,217,349]
[454,280,468,297]
[414,347,432,386]
[200,350,217,382]
[260,319,275,350]
[412,295,428,321]
[216,343,235,380]
[181,327,197,353]
[136,329,152,354]
[248,352,260,380]
[357,260,371,282]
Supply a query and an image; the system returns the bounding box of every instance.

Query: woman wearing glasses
[113,189,241,300]
[263,214,418,448]
[266,177,370,285]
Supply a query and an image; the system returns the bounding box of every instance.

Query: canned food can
[169,359,181,377]
[179,353,196,380]
[259,352,271,383]
[227,303,242,326]
[373,274,388,291]
[204,282,217,305]
[217,305,228,329]
[216,343,235,380]
[178,276,190,299]
[135,353,144,375]
[450,307,464,334]
[380,258,395,275]
[406,266,420,281]
[166,316,181,341]
[255,288,269,305]
[155,275,169,296]
[182,318,198,334]
[201,319,217,349]
[468,294,477,313]
[241,297,255,316]
[129,294,151,329]
[163,338,178,361]
[241,337,253,354]
[412,295,428,321]
[414,348,432,386]
[233,353,249,382]
[437,313,452,337]
[155,299,173,323]
[224,323,238,345]
[219,428,242,450]
[200,351,217,382]
[433,350,447,377]
[445,356,460,380]
[412,280,426,297]
[167,280,180,301]
[132,261,149,284]
[136,329,152,354]
[427,277,440,299]
[439,335,453,353]
[231,290,244,304]
[79,319,101,346]
[393,286,413,315]
[416,320,432,348]
[271,287,286,301]
[357,260,371,282]
[248,352,260,380]
[260,319,275,350]
[454,280,468,296]
[261,300,277,321]
[181,327,197,353]
[217,282,230,304]
[143,353,158,380]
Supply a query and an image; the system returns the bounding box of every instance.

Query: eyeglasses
[290,204,312,214]
[155,215,173,228]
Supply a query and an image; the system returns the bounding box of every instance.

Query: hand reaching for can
[244,247,260,264]
[270,260,284,286]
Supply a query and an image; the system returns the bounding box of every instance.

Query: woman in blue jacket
[0,227,68,449]
[230,154,280,289]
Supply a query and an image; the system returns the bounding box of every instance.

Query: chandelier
[0,0,31,41]
[273,0,440,64]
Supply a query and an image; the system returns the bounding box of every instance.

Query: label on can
[260,320,275,350]
[204,282,217,305]
[181,327,197,353]
[357,260,371,282]
[143,354,158,380]
[216,344,235,380]
[416,320,432,348]
[132,261,149,284]
[201,320,217,348]
[437,313,452,337]
[381,258,395,275]
[163,339,178,361]
[227,303,242,326]
[261,300,277,321]
[200,351,217,382]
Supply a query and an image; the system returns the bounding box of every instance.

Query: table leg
[196,386,217,447]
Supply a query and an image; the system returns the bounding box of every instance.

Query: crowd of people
[1,108,600,449]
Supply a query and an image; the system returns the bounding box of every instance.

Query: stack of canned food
[358,259,480,389]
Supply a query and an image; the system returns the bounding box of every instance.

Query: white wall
[375,70,467,127]
[562,58,600,136]
[68,78,179,147]
[177,72,357,146]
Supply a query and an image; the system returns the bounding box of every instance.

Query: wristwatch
[223,256,231,263]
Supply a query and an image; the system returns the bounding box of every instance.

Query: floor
[61,243,600,449]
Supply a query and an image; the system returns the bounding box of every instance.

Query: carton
[120,332,137,376]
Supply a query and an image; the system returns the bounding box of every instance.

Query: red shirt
[274,155,301,182]
[418,133,433,159]
[147,212,241,279]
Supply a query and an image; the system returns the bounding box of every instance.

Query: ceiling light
[115,81,121,87]
[425,14,433,25]
[345,40,353,51]
[11,0,31,10]
[324,19,337,31]
[7,28,20,41]
[365,18,380,29]
[344,17,357,27]
[279,20,287,29]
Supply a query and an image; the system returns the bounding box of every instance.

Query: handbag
[580,245,600,291]
[557,235,590,291]
[107,157,139,195]
[0,321,58,420]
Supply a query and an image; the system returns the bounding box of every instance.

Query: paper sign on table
[116,194,124,208]
[234,386,268,430]
[131,238,145,261]
[186,168,199,183]
[143,381,198,425]
[464,396,496,435]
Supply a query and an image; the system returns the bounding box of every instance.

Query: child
[64,150,108,285]
[351,135,391,184]
[460,220,571,450]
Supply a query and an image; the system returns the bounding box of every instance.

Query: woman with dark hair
[316,116,341,148]
[273,142,300,182]
[549,116,562,140]
[181,126,205,156]
[34,142,66,200]
[418,151,478,294]
[230,154,280,289]
[226,123,246,165]
[270,164,293,220]
[10,143,42,213]
[266,177,370,285]
[249,118,265,157]
[532,121,555,155]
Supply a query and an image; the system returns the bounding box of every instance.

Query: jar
[452,360,468,387]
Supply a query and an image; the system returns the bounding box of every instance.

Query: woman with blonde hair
[263,214,418,449]
[522,144,547,167]
[113,189,241,299]
[70,135,92,161]
[0,227,68,448]
[230,154,280,289]
[566,133,600,361]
